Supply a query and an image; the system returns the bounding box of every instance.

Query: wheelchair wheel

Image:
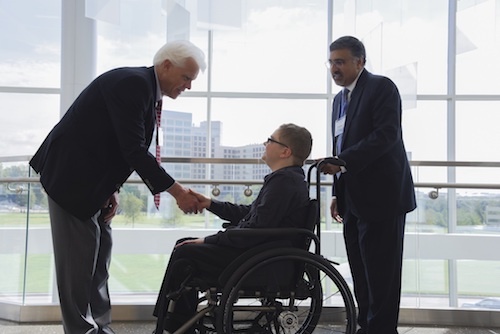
[218,248,356,334]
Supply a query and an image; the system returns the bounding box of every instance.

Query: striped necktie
[154,100,163,209]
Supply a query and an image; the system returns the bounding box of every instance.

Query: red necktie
[154,100,163,209]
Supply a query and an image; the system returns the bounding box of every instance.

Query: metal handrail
[1,177,500,191]
[2,155,500,167]
[1,156,500,190]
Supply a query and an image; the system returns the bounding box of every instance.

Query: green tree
[456,197,488,226]
[161,205,184,227]
[121,192,143,227]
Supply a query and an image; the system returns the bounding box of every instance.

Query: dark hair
[278,123,313,166]
[329,36,366,64]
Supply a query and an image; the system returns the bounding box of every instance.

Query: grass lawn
[0,211,216,229]
[1,212,499,299]
[402,259,500,296]
[1,254,499,298]
[0,253,170,294]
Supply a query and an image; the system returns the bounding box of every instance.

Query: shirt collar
[264,165,303,181]
[345,68,364,99]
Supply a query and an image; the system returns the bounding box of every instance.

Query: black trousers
[153,239,245,333]
[343,209,406,334]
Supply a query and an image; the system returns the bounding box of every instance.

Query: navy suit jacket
[30,66,175,220]
[332,69,416,220]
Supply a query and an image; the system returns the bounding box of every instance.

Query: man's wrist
[334,155,347,173]
[166,182,183,197]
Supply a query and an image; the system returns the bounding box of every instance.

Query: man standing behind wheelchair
[153,123,313,334]
[321,36,416,334]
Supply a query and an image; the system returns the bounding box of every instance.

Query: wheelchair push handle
[307,156,346,186]
[313,156,346,168]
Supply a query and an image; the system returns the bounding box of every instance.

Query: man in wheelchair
[153,123,313,334]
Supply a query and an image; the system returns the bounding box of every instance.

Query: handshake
[167,181,212,214]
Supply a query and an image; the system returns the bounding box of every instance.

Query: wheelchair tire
[218,247,356,334]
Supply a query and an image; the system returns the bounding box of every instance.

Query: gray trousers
[48,197,114,334]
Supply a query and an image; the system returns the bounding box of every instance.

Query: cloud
[0,60,60,87]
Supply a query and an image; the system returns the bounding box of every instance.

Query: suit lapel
[143,67,157,148]
[342,69,369,143]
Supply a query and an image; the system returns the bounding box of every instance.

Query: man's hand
[330,197,343,223]
[188,189,211,212]
[101,191,119,223]
[175,238,204,248]
[319,162,341,175]
[167,182,201,214]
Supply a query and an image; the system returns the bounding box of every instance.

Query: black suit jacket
[332,69,416,219]
[30,66,175,220]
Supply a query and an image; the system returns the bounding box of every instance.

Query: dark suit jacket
[30,66,175,220]
[332,69,416,220]
[204,166,310,249]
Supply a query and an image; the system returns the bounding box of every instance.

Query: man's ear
[162,59,173,70]
[280,147,293,159]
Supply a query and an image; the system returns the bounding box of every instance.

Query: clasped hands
[168,182,211,214]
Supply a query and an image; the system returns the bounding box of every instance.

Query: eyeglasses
[325,57,359,69]
[264,137,289,148]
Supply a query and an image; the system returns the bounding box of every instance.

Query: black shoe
[99,326,115,334]
[356,329,367,334]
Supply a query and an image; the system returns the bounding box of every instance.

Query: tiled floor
[2,320,153,334]
[0,320,499,334]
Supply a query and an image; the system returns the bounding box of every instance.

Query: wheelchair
[154,158,357,334]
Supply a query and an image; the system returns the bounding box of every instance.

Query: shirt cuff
[334,155,347,173]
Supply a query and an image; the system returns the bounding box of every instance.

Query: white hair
[153,40,206,72]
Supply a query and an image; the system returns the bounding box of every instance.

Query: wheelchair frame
[155,158,357,334]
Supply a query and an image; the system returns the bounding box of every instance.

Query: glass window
[210,0,329,93]
[456,0,500,94]
[0,0,61,87]
[2,0,500,317]
[94,0,209,92]
[456,101,500,164]
[0,93,60,156]
[334,0,448,95]
[458,260,500,307]
[403,101,448,161]
[211,98,328,159]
